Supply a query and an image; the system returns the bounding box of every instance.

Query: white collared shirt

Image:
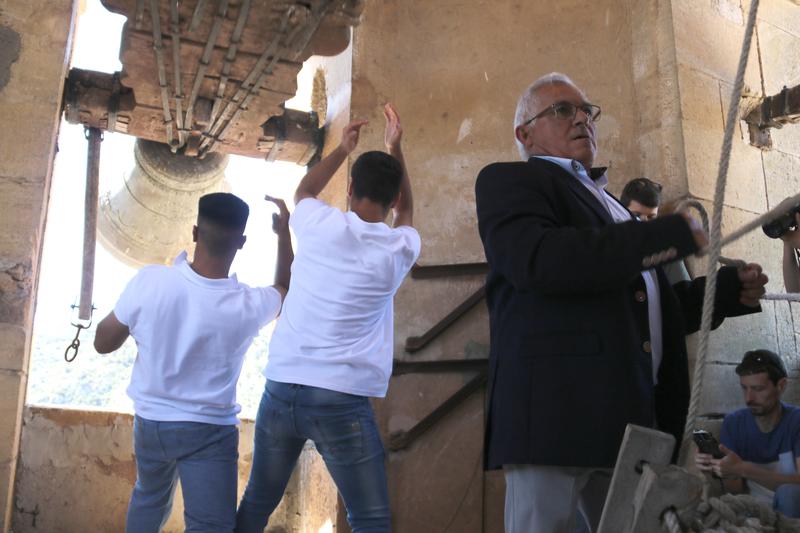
[533,156,663,384]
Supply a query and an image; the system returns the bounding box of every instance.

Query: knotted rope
[663,493,800,532]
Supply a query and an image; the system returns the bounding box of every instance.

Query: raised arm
[294,119,368,204]
[384,103,413,228]
[265,195,293,300]
[94,311,130,354]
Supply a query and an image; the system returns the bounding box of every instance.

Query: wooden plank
[596,424,675,533]
[629,464,704,533]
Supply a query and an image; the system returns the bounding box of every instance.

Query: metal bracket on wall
[404,262,488,353]
[410,262,488,280]
[389,360,488,452]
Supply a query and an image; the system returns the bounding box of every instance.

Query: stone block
[0,323,27,372]
[702,301,778,365]
[679,66,725,130]
[683,121,767,215]
[0,458,15,532]
[763,149,800,212]
[0,100,60,181]
[0,372,24,465]
[757,20,800,95]
[749,0,800,41]
[775,300,798,364]
[672,0,761,90]
[771,125,800,158]
[696,362,743,415]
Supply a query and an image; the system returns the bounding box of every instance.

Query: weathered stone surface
[13,407,337,533]
[696,362,745,415]
[679,66,725,130]
[0,372,25,465]
[757,20,800,96]
[0,1,82,528]
[394,276,488,360]
[672,0,762,90]
[751,0,800,40]
[0,324,28,372]
[0,25,21,92]
[682,118,768,215]
[763,149,800,213]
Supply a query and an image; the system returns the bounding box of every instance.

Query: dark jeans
[236,380,391,532]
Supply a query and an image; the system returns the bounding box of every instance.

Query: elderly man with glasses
[695,349,800,518]
[474,72,768,533]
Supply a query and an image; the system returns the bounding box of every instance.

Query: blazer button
[635,290,647,303]
[643,341,652,353]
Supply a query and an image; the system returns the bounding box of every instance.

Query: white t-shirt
[114,251,282,425]
[265,198,421,397]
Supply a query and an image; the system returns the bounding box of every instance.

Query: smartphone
[692,429,724,459]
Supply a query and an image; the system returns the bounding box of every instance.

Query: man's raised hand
[341,119,369,154]
[383,102,402,152]
[265,195,289,234]
[737,262,768,307]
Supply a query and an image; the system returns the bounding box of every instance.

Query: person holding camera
[695,349,800,517]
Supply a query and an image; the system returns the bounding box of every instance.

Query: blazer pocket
[523,331,602,357]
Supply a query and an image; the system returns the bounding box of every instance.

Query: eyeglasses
[522,101,602,127]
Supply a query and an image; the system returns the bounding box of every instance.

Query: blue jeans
[775,484,800,518]
[236,380,391,532]
[126,416,239,533]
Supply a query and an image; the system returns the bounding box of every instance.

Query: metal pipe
[79,127,102,321]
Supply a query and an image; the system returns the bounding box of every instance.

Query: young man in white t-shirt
[236,104,420,533]
[94,192,293,533]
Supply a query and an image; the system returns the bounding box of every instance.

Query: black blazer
[475,158,759,469]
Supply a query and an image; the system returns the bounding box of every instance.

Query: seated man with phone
[694,349,800,517]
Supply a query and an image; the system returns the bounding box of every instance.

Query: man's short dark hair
[197,193,248,257]
[620,177,663,208]
[735,349,788,385]
[351,151,403,209]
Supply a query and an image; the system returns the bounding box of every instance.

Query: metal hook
[64,324,85,363]
[64,303,94,363]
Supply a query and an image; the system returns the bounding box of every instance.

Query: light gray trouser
[503,464,613,533]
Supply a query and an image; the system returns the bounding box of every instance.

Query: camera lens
[763,206,800,239]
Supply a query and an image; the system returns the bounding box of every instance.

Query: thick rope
[663,493,800,532]
[762,293,800,302]
[680,0,761,457]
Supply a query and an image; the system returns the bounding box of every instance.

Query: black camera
[763,202,800,239]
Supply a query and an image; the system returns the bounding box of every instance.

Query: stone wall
[12,406,337,532]
[671,0,800,420]
[0,1,76,529]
